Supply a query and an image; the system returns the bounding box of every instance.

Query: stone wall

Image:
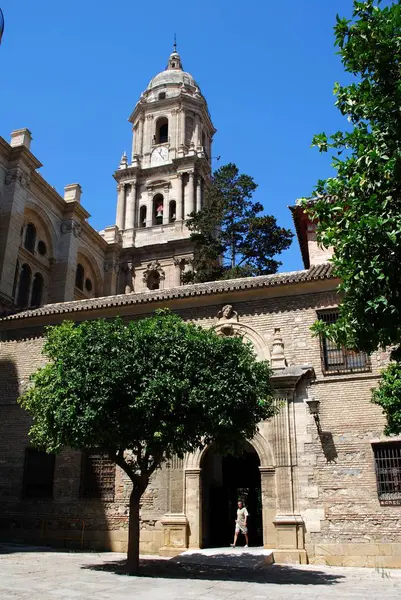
[0,285,398,566]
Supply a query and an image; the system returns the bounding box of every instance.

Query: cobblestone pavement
[0,545,400,600]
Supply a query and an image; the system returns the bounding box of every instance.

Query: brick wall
[0,286,398,562]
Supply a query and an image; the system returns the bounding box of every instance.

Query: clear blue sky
[0,0,357,272]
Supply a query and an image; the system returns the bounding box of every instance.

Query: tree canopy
[185,163,293,283]
[19,310,276,571]
[302,0,401,433]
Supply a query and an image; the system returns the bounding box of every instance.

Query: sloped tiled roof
[1,263,334,323]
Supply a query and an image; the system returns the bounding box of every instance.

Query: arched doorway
[201,442,263,548]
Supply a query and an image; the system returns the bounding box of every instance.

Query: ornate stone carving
[215,306,241,337]
[5,169,30,189]
[103,259,119,273]
[60,220,82,237]
[217,304,238,322]
[142,260,165,284]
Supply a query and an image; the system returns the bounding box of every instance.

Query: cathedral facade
[0,49,400,568]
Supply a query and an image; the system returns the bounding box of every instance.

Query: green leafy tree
[19,311,275,573]
[302,1,401,433]
[185,163,293,283]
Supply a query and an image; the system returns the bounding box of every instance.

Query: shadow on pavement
[81,555,346,585]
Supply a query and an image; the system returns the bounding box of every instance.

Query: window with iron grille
[22,448,55,499]
[373,442,401,505]
[80,452,115,501]
[317,310,371,374]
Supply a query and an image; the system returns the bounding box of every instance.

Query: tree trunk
[126,486,142,574]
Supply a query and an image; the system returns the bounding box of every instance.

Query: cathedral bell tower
[113,45,216,293]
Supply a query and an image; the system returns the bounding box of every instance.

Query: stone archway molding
[184,429,275,471]
[212,320,271,362]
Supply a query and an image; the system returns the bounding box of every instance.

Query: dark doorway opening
[201,442,263,548]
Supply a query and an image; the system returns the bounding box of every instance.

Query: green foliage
[302,1,401,437]
[19,310,276,571]
[19,310,275,473]
[372,362,401,435]
[185,163,293,283]
[302,1,401,354]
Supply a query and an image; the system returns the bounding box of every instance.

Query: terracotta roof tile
[1,264,334,323]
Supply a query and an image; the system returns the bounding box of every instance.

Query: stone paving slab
[0,544,400,599]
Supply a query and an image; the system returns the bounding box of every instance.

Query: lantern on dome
[0,9,4,45]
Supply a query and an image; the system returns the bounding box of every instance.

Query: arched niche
[212,320,271,363]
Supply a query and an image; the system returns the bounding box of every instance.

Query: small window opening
[373,442,401,505]
[172,62,176,68]
[317,310,371,374]
[17,263,32,308]
[153,194,164,225]
[139,205,147,228]
[75,263,84,290]
[24,223,36,253]
[80,452,116,501]
[159,92,166,100]
[156,117,168,144]
[85,278,93,292]
[147,271,160,291]
[185,116,194,146]
[37,240,47,256]
[30,272,44,307]
[169,200,176,223]
[22,448,55,499]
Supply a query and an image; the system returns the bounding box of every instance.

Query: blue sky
[0,0,358,272]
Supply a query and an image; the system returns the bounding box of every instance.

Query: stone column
[196,176,202,212]
[146,186,153,228]
[173,258,183,286]
[163,184,170,225]
[125,181,136,230]
[116,183,125,230]
[184,468,202,549]
[180,107,186,146]
[186,172,195,217]
[138,118,144,155]
[194,114,200,148]
[177,173,184,221]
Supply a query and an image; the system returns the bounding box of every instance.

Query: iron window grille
[22,448,55,499]
[80,452,116,501]
[317,310,371,374]
[373,442,401,506]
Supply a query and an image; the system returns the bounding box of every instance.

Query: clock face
[151,146,169,166]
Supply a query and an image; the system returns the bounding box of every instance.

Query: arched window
[24,223,36,253]
[153,194,164,225]
[169,200,176,223]
[185,116,194,146]
[139,205,147,228]
[30,273,44,307]
[17,263,32,308]
[156,117,168,144]
[147,271,160,291]
[75,263,84,290]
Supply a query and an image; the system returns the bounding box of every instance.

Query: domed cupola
[146,45,200,93]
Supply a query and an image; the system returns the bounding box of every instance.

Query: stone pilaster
[186,172,195,217]
[115,183,125,231]
[185,468,202,548]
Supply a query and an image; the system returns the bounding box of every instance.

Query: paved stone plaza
[0,545,400,600]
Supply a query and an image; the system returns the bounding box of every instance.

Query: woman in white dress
[230,500,249,548]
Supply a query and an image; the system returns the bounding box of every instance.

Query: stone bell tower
[113,44,216,293]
